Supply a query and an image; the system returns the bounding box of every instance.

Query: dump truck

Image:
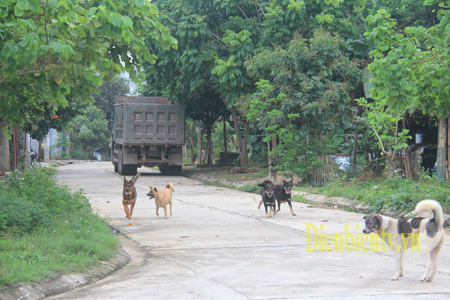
[112,96,185,175]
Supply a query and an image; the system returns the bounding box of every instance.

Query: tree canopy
[0,0,177,127]
[367,2,450,117]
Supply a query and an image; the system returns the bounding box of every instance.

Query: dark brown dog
[258,178,295,216]
[257,180,276,218]
[122,173,141,219]
[147,182,174,219]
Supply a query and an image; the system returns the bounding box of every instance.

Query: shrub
[0,167,91,234]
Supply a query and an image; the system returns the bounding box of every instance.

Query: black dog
[274,179,296,216]
[257,180,276,218]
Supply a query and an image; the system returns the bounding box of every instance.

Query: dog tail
[415,200,444,229]
[166,182,175,192]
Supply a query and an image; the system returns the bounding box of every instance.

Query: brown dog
[122,173,141,219]
[147,182,174,219]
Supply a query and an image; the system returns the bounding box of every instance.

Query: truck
[112,96,185,176]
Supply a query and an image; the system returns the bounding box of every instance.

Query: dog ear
[123,176,127,182]
[130,176,135,182]
[257,183,265,187]
[154,187,158,192]
[363,215,367,219]
[282,179,287,184]
[134,172,141,182]
[289,178,293,183]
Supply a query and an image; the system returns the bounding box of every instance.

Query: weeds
[0,167,119,288]
[294,174,450,214]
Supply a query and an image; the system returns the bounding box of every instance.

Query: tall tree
[244,29,362,178]
[93,75,130,154]
[366,3,450,117]
[142,0,365,167]
[0,0,177,172]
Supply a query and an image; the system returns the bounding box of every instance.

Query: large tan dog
[147,182,174,219]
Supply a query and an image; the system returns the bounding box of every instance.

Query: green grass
[293,175,450,215]
[0,167,119,289]
[204,181,260,193]
[0,212,118,287]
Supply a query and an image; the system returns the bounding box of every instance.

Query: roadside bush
[0,167,91,234]
[299,174,450,214]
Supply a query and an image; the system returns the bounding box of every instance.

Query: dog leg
[264,204,270,218]
[427,237,445,282]
[258,199,263,209]
[288,200,296,216]
[163,205,168,219]
[123,203,130,219]
[156,206,159,217]
[129,202,135,219]
[272,205,276,216]
[390,249,403,281]
[420,246,434,282]
[169,200,173,216]
[277,200,281,213]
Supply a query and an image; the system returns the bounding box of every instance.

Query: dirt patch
[182,165,268,185]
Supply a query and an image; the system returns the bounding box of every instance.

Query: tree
[93,75,130,125]
[0,0,177,172]
[141,0,365,167]
[244,30,362,178]
[366,4,450,117]
[63,106,109,158]
[93,75,130,159]
[356,97,410,178]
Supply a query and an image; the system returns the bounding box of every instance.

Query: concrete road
[49,161,450,300]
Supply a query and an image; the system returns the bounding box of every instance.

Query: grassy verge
[204,181,260,193]
[0,167,119,289]
[294,175,450,214]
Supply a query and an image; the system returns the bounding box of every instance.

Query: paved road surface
[49,162,450,300]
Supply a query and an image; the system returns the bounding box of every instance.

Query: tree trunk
[223,116,229,166]
[187,123,195,164]
[387,153,396,179]
[197,126,203,164]
[205,126,213,165]
[230,108,249,168]
[353,130,358,165]
[0,121,11,173]
[242,121,249,167]
[403,147,412,179]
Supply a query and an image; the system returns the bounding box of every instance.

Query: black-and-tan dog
[257,180,276,218]
[363,199,445,282]
[147,182,174,219]
[122,172,141,219]
[258,178,296,216]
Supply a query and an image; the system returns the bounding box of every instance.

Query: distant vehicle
[112,96,185,175]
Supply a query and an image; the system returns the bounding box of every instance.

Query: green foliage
[246,30,361,136]
[305,175,450,214]
[356,97,410,153]
[0,167,90,234]
[0,0,177,128]
[244,29,361,179]
[62,106,109,158]
[0,211,118,286]
[366,3,450,117]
